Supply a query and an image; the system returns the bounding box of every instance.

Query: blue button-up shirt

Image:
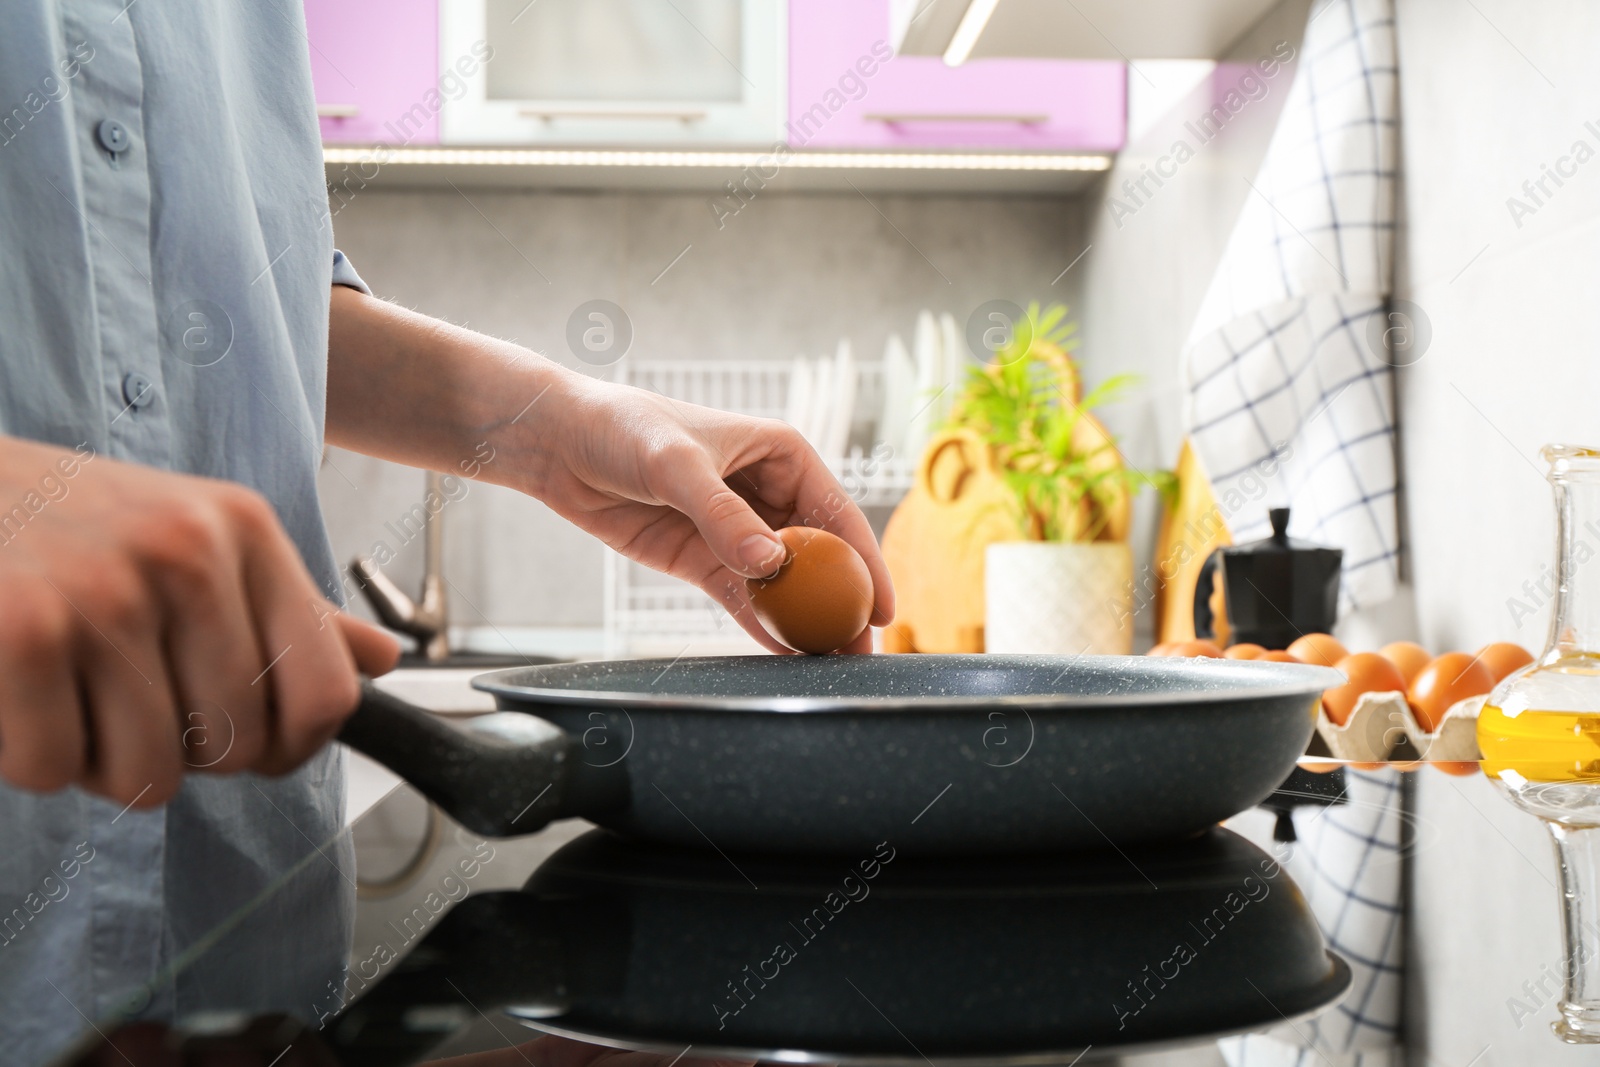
[0,3,363,1061]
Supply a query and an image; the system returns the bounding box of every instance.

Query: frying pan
[337,654,1339,855]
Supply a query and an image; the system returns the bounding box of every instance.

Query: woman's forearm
[324,285,578,494]
[324,284,895,645]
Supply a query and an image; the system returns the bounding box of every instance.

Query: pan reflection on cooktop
[326,827,1349,1066]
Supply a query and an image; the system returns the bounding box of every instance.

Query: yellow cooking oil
[1478,658,1600,784]
[1478,703,1600,783]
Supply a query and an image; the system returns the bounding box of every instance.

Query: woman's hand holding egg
[747,527,877,655]
[526,376,892,654]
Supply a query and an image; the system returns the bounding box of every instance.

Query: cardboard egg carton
[1314,691,1485,762]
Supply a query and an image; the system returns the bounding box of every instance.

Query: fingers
[78,624,184,810]
[789,479,896,629]
[0,440,394,802]
[837,625,875,655]
[19,566,186,809]
[648,432,893,648]
[235,493,363,775]
[703,548,875,655]
[0,656,83,793]
[162,599,265,775]
[851,526,896,629]
[0,578,85,793]
[652,419,894,627]
[705,569,795,655]
[335,611,402,676]
[153,512,268,775]
[724,421,895,629]
[654,454,785,580]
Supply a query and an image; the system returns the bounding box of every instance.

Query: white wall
[1073,0,1313,644]
[319,187,1087,635]
[1395,0,1600,1062]
[1068,1,1600,1059]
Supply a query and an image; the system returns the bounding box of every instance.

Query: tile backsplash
[319,186,1089,636]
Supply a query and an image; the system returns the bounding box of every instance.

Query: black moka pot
[1194,508,1342,651]
[1194,508,1348,845]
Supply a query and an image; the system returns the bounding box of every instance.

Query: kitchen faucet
[351,470,449,661]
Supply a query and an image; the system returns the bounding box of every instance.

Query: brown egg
[1322,652,1408,727]
[1378,641,1432,687]
[1258,650,1300,662]
[1146,642,1176,657]
[1223,643,1266,660]
[1474,641,1535,684]
[1171,640,1225,658]
[1287,632,1350,668]
[1408,651,1495,733]
[747,527,874,655]
[1430,761,1481,777]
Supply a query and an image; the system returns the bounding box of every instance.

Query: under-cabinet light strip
[321,146,1112,172]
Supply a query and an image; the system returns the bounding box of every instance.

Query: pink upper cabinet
[789,0,1125,151]
[305,0,441,144]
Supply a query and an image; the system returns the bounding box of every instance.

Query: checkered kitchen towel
[1221,769,1406,1067]
[1193,2,1407,1061]
[1182,0,1400,613]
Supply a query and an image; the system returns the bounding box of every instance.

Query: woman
[0,3,891,1062]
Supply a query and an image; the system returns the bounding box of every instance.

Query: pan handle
[338,681,573,838]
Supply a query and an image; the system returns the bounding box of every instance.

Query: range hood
[893,0,1287,62]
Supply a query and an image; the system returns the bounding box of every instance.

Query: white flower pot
[984,541,1134,656]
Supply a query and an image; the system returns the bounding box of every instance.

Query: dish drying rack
[604,358,916,657]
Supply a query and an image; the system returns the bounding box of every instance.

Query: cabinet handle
[317,104,361,118]
[519,108,707,123]
[864,112,1049,124]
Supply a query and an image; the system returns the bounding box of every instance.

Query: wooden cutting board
[882,413,1135,653]
[880,429,1026,653]
[1152,438,1232,644]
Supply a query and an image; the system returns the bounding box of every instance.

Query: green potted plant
[948,302,1172,655]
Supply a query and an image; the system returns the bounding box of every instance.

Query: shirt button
[97,119,131,155]
[121,372,155,409]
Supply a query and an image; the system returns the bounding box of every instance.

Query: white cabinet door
[441,0,785,145]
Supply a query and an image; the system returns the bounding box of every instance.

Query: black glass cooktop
[51,780,1349,1067]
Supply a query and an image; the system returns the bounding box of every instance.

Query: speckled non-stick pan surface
[339,654,1339,856]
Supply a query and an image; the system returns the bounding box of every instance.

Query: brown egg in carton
[1313,691,1486,762]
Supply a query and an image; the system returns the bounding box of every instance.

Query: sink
[396,652,561,670]
[376,653,566,715]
